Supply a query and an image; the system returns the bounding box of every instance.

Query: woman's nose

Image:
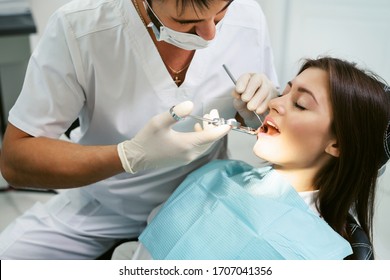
[195,20,217,40]
[268,96,286,115]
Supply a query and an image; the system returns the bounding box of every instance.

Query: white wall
[257,0,390,86]
[28,0,71,49]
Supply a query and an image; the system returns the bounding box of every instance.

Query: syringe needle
[187,115,219,124]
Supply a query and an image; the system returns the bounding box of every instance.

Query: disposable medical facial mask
[144,0,217,50]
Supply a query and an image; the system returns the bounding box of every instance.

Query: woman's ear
[325,140,340,158]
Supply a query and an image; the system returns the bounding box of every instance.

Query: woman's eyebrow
[288,81,319,104]
[172,0,234,24]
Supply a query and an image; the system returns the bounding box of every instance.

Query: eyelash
[281,86,307,110]
[294,102,306,110]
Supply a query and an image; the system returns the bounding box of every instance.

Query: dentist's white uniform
[0,0,278,259]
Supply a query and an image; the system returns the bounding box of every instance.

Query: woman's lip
[263,116,278,129]
[257,115,280,137]
[257,130,271,137]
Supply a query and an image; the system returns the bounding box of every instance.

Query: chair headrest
[345,213,374,260]
[382,120,390,168]
[379,83,390,169]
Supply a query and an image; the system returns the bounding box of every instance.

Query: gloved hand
[117,101,231,173]
[232,73,279,128]
[193,107,223,132]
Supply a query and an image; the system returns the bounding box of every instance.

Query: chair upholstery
[344,214,374,260]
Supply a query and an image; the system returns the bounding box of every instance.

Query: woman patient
[127,57,390,260]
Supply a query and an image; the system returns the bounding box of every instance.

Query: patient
[123,57,390,260]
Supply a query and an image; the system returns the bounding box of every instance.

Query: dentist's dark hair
[149,0,232,15]
[298,57,390,250]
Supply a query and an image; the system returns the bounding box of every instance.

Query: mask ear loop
[143,0,163,30]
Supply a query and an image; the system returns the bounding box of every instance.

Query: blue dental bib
[139,160,352,260]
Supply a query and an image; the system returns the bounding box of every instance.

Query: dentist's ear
[325,141,340,158]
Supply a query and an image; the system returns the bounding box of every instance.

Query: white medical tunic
[3,0,278,259]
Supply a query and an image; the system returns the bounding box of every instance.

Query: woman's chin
[253,147,271,161]
[253,142,283,164]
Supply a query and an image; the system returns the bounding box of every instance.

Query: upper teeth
[267,120,278,129]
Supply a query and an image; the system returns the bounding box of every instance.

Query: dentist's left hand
[232,73,278,127]
[117,101,231,173]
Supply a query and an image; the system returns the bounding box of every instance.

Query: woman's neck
[273,165,319,192]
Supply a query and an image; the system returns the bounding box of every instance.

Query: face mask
[143,0,217,50]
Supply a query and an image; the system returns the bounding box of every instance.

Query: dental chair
[344,214,374,260]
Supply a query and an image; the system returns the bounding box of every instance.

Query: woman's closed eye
[294,102,306,110]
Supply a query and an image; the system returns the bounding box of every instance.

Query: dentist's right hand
[117,101,231,173]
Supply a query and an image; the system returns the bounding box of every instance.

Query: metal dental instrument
[170,108,219,125]
[189,115,257,135]
[222,64,264,127]
[222,64,237,84]
[187,114,219,125]
[222,118,257,135]
[169,106,257,135]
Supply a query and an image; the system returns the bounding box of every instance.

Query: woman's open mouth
[259,119,280,135]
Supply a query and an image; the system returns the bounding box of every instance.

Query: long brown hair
[298,57,390,243]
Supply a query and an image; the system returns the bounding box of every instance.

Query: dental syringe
[186,115,257,136]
